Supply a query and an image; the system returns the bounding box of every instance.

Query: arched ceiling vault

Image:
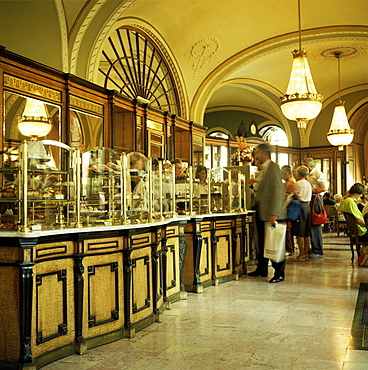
[7,0,364,149]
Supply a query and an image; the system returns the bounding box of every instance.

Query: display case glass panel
[81,147,122,226]
[126,151,150,223]
[210,167,231,213]
[25,141,76,230]
[0,146,20,229]
[192,165,209,214]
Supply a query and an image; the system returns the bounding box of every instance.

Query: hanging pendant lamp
[326,52,354,150]
[280,0,323,128]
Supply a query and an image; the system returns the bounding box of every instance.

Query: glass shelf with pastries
[151,158,176,221]
[208,167,244,214]
[191,165,210,215]
[6,140,77,232]
[81,147,123,227]
[26,141,76,231]
[0,146,21,230]
[125,151,150,224]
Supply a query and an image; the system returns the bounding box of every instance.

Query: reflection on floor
[43,232,368,370]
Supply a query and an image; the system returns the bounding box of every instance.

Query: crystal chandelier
[280,0,323,128]
[327,52,354,150]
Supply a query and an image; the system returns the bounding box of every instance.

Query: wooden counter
[183,213,253,293]
[0,213,252,369]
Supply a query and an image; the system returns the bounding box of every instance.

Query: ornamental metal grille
[99,27,180,115]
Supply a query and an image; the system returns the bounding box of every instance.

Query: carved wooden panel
[87,262,119,328]
[32,257,75,359]
[216,233,231,275]
[83,254,124,339]
[35,270,68,344]
[199,235,211,277]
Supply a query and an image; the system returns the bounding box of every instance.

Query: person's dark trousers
[285,221,294,254]
[255,210,286,277]
[310,224,323,255]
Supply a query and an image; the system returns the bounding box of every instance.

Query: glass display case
[0,146,20,229]
[192,165,210,214]
[25,140,76,230]
[125,151,150,223]
[0,146,249,232]
[81,147,122,226]
[151,159,176,221]
[0,140,76,231]
[210,167,244,213]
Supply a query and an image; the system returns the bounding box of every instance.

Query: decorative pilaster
[74,255,86,354]
[211,229,219,285]
[178,223,188,298]
[19,238,37,368]
[122,249,135,338]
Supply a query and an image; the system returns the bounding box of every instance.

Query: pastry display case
[0,146,20,229]
[81,147,123,226]
[0,145,249,232]
[174,166,246,216]
[125,151,150,223]
[0,140,76,231]
[151,159,176,221]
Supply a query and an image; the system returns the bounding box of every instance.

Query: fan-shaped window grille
[99,27,180,115]
[259,126,288,147]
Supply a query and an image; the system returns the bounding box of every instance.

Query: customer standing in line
[281,165,296,256]
[303,158,326,258]
[247,143,286,283]
[292,165,312,262]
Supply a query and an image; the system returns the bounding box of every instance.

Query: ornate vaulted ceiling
[0,0,367,147]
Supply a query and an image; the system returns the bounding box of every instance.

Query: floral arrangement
[231,136,253,165]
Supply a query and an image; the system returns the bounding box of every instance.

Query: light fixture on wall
[280,0,323,128]
[327,52,354,150]
[18,98,52,139]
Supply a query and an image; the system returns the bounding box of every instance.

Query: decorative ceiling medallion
[310,44,367,60]
[186,38,220,76]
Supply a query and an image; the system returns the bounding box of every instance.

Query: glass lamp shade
[18,98,52,138]
[280,49,323,123]
[327,102,354,149]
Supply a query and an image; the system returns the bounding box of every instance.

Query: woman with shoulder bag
[292,166,312,262]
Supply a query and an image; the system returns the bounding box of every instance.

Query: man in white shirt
[303,158,326,258]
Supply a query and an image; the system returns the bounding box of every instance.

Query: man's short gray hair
[296,165,309,178]
[303,158,315,168]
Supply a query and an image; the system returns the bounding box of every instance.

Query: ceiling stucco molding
[55,0,69,72]
[206,126,234,139]
[310,44,368,60]
[190,26,368,124]
[185,38,220,78]
[348,98,368,146]
[205,81,293,146]
[320,83,368,110]
[69,0,108,75]
[216,79,288,125]
[224,78,284,99]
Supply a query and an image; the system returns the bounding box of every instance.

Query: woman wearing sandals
[292,165,312,261]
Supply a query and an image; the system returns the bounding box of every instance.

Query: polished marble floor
[43,233,368,369]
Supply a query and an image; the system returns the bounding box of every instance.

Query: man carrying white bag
[264,221,287,263]
[247,143,287,283]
